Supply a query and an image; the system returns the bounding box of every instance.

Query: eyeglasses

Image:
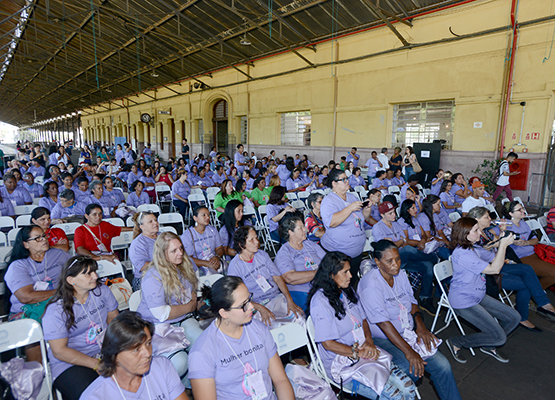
[25,233,49,242]
[514,207,526,213]
[230,293,253,312]
[67,255,91,270]
[335,177,348,183]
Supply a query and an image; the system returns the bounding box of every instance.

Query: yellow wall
[81,0,555,156]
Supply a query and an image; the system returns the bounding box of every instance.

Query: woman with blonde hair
[136,232,201,383]
[128,211,160,291]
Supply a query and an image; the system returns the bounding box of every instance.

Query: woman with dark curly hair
[308,251,416,399]
[80,312,190,400]
[42,256,119,400]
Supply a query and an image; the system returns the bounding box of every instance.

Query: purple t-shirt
[227,251,281,303]
[213,173,226,185]
[0,186,31,206]
[285,178,303,191]
[129,234,157,279]
[5,249,71,313]
[431,179,443,196]
[440,191,456,209]
[38,196,57,212]
[74,188,90,203]
[189,319,278,400]
[450,183,467,205]
[25,183,43,199]
[137,266,195,324]
[140,176,156,190]
[320,192,366,257]
[234,152,246,174]
[358,268,417,340]
[506,221,535,258]
[103,188,125,208]
[171,180,191,200]
[433,208,451,231]
[51,201,87,219]
[372,219,405,242]
[365,159,380,178]
[391,177,405,186]
[400,183,410,203]
[181,226,223,261]
[218,221,252,252]
[0,198,15,216]
[42,285,118,379]
[28,165,45,177]
[370,205,381,222]
[81,356,184,400]
[127,171,142,187]
[310,289,366,379]
[348,175,365,188]
[275,241,326,293]
[266,203,286,232]
[449,246,493,308]
[126,191,150,208]
[346,153,359,168]
[276,164,291,182]
[83,194,113,217]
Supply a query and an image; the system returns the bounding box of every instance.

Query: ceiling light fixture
[240,18,251,46]
[150,70,159,77]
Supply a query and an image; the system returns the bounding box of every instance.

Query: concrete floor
[388,291,555,400]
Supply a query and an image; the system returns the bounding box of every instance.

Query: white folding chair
[129,290,142,312]
[388,185,401,194]
[158,212,185,232]
[271,322,312,357]
[32,197,41,205]
[0,319,54,400]
[188,193,207,216]
[159,226,177,234]
[198,273,224,290]
[525,219,554,246]
[449,212,461,223]
[207,192,219,226]
[104,217,125,227]
[499,289,515,308]
[0,232,8,247]
[431,260,475,356]
[126,218,135,227]
[14,204,37,215]
[137,203,161,214]
[206,187,221,197]
[485,203,499,219]
[0,216,15,231]
[190,188,203,196]
[242,205,260,227]
[423,188,431,197]
[354,186,367,199]
[291,200,305,211]
[96,259,126,279]
[155,184,174,211]
[286,192,298,201]
[297,191,310,202]
[8,228,21,246]
[0,246,12,269]
[52,222,81,236]
[262,215,277,254]
[15,214,32,228]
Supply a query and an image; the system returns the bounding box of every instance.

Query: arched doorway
[212,99,228,153]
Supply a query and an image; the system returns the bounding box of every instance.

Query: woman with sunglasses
[320,168,372,287]
[189,276,295,400]
[31,206,70,252]
[4,225,71,361]
[228,226,303,328]
[503,201,555,290]
[129,211,160,291]
[42,256,119,400]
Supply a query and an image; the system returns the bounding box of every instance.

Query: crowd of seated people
[4,139,555,400]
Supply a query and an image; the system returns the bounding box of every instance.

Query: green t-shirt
[213,191,243,217]
[250,187,271,206]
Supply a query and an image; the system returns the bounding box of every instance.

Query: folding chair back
[270,322,309,356]
[198,273,224,289]
[129,290,142,312]
[137,204,161,214]
[15,215,32,228]
[0,216,15,231]
[104,218,125,227]
[291,200,305,210]
[96,259,126,279]
[297,191,310,201]
[525,219,552,245]
[159,226,177,234]
[14,204,37,215]
[206,187,221,196]
[8,228,21,246]
[158,213,185,232]
[449,212,461,223]
[388,186,401,194]
[52,222,81,236]
[0,232,8,247]
[485,203,499,219]
[286,192,298,201]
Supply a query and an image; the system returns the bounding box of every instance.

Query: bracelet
[351,343,360,360]
[413,311,423,320]
[93,359,101,371]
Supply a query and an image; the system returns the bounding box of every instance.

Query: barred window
[392,101,455,149]
[281,112,311,146]
[240,116,248,144]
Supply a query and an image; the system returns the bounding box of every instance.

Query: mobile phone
[362,200,370,207]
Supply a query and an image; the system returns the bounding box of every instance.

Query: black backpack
[491,160,507,183]
[131,150,137,160]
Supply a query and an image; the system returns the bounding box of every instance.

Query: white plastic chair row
[14,204,37,216]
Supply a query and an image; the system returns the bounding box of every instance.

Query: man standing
[346,147,360,168]
[377,147,389,171]
[181,139,190,162]
[234,144,247,174]
[365,151,382,182]
[493,152,520,202]
[461,180,488,216]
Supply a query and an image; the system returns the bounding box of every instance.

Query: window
[392,101,455,149]
[281,112,311,146]
[240,116,248,144]
[198,119,204,143]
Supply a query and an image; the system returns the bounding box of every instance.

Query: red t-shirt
[46,227,67,246]
[547,206,555,235]
[74,222,121,252]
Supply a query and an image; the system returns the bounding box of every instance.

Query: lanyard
[77,291,104,350]
[84,224,103,245]
[112,374,152,400]
[29,252,48,282]
[219,324,259,371]
[342,294,361,330]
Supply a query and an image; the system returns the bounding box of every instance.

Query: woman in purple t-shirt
[189,276,294,400]
[503,200,555,289]
[308,251,416,399]
[43,256,119,400]
[446,218,520,364]
[266,186,296,243]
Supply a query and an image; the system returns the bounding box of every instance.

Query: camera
[501,231,519,240]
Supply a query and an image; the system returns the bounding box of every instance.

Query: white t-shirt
[497,161,510,186]
[377,153,389,171]
[461,196,487,213]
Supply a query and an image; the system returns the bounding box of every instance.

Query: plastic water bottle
[491,220,513,226]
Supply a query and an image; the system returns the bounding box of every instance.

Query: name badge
[413,234,421,241]
[10,200,17,209]
[352,326,366,345]
[245,370,268,400]
[34,281,49,291]
[255,275,272,293]
[102,207,110,216]
[399,304,411,329]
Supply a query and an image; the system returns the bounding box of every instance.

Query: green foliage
[472,157,504,195]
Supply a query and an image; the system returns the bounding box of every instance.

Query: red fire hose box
[509,159,529,191]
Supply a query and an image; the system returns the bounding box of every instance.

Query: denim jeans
[436,246,452,261]
[398,246,438,299]
[501,263,550,321]
[343,364,416,400]
[173,199,188,218]
[404,166,414,181]
[373,337,461,400]
[451,294,520,351]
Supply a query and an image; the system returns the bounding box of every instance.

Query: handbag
[21,297,52,324]
[0,358,43,400]
[412,159,422,173]
[330,349,392,396]
[285,364,336,400]
[402,329,442,360]
[152,322,190,355]
[105,278,133,310]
